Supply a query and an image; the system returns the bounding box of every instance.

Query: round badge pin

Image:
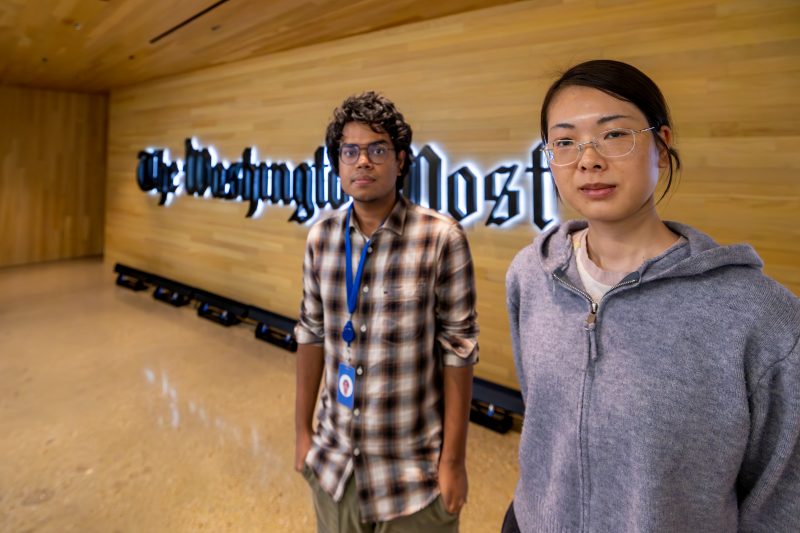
[338,374,354,398]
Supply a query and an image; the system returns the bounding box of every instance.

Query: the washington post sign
[136,138,557,230]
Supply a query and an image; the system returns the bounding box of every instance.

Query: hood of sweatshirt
[534,220,764,283]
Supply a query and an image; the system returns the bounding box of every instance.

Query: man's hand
[438,364,473,514]
[438,459,468,514]
[295,430,312,473]
[295,344,324,473]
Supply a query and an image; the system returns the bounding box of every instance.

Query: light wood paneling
[0,0,522,91]
[0,85,107,267]
[105,0,800,390]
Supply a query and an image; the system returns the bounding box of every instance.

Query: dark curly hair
[325,91,414,191]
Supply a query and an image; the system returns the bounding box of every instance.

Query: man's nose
[356,150,372,166]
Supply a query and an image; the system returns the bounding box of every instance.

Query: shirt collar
[346,195,409,237]
[382,195,408,236]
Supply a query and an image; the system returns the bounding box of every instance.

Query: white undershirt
[572,228,686,303]
[572,228,628,303]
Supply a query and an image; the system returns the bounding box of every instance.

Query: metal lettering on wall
[136,138,558,230]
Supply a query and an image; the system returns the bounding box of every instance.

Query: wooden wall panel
[0,85,107,267]
[105,0,800,390]
[0,0,522,91]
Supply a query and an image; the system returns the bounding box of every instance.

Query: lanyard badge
[336,363,356,409]
[342,203,373,347]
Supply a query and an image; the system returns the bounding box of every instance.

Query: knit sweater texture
[506,220,800,532]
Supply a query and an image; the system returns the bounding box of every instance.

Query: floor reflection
[1,258,520,532]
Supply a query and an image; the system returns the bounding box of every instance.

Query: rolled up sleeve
[294,226,325,346]
[435,224,479,367]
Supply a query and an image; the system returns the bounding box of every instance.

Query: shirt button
[353,448,361,457]
[360,324,367,333]
[353,408,360,417]
[356,366,364,376]
[367,246,373,254]
[362,285,369,293]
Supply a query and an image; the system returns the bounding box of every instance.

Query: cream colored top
[572,228,687,303]
[572,228,629,303]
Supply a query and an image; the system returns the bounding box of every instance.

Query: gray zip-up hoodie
[506,220,800,533]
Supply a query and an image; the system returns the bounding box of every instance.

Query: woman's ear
[656,126,673,169]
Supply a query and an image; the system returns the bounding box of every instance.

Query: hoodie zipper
[553,271,596,320]
[551,268,639,532]
[553,270,640,326]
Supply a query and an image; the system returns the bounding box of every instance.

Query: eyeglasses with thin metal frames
[543,126,656,166]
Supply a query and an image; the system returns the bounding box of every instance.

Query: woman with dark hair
[503,60,799,532]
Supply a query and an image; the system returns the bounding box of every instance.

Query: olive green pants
[302,465,459,533]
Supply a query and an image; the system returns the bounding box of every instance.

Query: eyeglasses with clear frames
[339,142,396,165]
[543,126,656,167]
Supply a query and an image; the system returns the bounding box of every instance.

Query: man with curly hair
[294,91,479,532]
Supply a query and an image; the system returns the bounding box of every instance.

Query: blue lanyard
[342,203,374,346]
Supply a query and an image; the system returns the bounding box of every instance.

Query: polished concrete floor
[0,258,520,532]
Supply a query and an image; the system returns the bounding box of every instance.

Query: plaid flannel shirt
[295,195,479,522]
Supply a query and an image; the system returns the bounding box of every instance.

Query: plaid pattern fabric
[295,195,479,522]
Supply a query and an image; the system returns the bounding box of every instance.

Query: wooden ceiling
[0,0,522,92]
